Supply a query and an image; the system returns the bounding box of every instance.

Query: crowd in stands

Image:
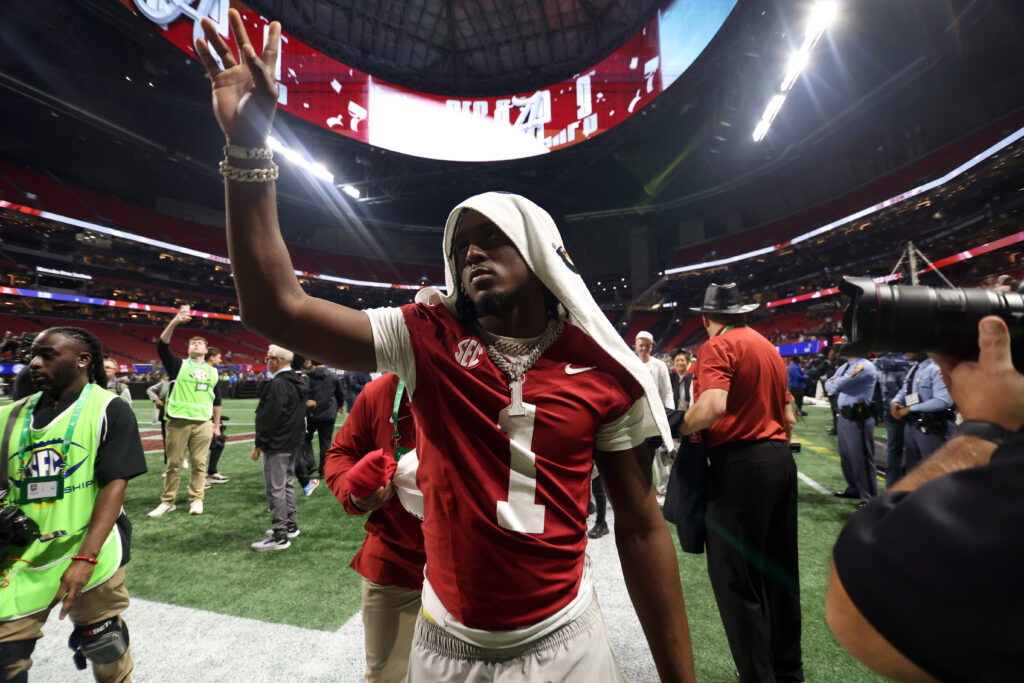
[656,138,1024,319]
[2,133,1021,375]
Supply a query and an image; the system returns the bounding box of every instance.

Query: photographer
[0,327,146,682]
[826,316,1024,681]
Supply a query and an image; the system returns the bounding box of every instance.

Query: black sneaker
[587,521,609,539]
[265,528,301,539]
[833,491,859,499]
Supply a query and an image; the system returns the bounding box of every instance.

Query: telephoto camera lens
[840,276,1024,372]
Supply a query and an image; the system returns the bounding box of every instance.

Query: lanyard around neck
[392,378,411,459]
[17,383,93,474]
[717,324,744,336]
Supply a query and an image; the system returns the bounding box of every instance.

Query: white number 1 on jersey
[496,403,546,534]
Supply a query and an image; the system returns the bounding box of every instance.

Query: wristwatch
[954,420,1021,445]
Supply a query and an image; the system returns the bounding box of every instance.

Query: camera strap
[0,397,30,498]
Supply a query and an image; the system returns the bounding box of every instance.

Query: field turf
[17,397,886,680]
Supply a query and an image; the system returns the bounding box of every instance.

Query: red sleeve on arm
[347,449,397,498]
[696,338,734,393]
[325,382,382,515]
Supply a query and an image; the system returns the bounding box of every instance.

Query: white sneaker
[251,536,290,552]
[147,503,176,518]
[189,501,204,515]
[266,528,301,539]
[207,472,230,483]
[183,459,189,469]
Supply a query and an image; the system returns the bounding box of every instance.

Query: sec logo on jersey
[453,338,485,369]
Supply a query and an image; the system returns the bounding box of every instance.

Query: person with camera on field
[0,327,146,682]
[827,315,1024,681]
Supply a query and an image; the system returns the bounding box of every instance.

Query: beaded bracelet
[71,555,98,565]
[223,144,273,160]
[218,160,280,183]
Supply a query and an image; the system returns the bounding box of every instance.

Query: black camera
[839,276,1024,371]
[210,415,229,452]
[0,501,41,562]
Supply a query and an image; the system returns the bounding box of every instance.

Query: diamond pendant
[508,377,526,416]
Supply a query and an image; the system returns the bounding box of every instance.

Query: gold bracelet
[223,144,273,160]
[218,160,279,182]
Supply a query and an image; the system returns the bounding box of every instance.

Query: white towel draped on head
[439,191,673,447]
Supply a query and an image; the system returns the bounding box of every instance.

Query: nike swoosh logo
[565,364,597,375]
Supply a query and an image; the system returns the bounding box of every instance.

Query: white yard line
[142,436,255,455]
[797,471,832,495]
[29,506,657,683]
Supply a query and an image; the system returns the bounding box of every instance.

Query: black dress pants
[705,439,803,683]
[306,417,338,478]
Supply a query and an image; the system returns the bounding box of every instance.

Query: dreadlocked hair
[46,327,106,386]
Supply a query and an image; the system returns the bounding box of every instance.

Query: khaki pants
[407,593,625,683]
[0,566,133,683]
[361,578,421,683]
[161,418,212,504]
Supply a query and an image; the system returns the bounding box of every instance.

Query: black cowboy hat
[689,282,760,315]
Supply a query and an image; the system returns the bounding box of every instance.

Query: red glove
[347,449,397,499]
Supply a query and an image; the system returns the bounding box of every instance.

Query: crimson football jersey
[398,302,646,631]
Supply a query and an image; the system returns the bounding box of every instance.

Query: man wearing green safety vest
[148,309,222,518]
[0,326,146,682]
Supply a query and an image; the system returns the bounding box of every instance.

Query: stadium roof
[1,0,1022,283]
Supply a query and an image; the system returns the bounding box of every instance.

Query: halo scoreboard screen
[119,0,735,161]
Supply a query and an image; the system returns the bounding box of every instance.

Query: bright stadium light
[753,1,838,142]
[267,135,335,183]
[806,1,839,39]
[780,50,811,92]
[763,93,787,121]
[752,94,786,142]
[341,185,361,199]
[752,118,771,142]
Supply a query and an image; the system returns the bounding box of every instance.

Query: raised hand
[195,8,281,147]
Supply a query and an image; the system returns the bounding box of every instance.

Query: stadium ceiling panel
[122,0,737,162]
[245,0,665,98]
[1,0,1023,278]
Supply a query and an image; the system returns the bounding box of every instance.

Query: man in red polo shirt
[325,373,424,683]
[680,283,801,683]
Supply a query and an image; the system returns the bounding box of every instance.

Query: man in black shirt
[0,327,146,682]
[304,360,346,478]
[827,316,1024,681]
[251,345,307,550]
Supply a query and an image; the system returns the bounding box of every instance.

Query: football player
[196,10,694,681]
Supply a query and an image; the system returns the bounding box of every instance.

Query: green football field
[18,396,886,680]
[121,399,883,680]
